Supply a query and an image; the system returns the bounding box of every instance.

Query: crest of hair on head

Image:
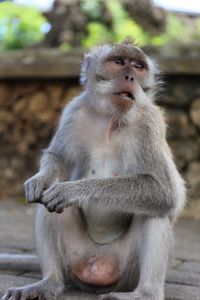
[120,37,138,47]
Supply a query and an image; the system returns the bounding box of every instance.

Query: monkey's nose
[125,75,134,82]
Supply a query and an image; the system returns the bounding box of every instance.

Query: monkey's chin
[112,93,135,112]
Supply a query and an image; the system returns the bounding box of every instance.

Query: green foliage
[151,14,200,46]
[81,0,150,48]
[80,0,103,20]
[151,14,185,46]
[1,0,200,50]
[106,0,150,45]
[81,0,200,49]
[0,2,48,50]
[81,22,112,49]
[195,19,200,39]
[59,42,72,53]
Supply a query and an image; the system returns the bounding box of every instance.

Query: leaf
[0,2,49,50]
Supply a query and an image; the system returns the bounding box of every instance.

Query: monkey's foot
[2,279,63,300]
[99,292,133,300]
[99,290,163,300]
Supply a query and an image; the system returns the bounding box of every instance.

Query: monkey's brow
[106,54,147,65]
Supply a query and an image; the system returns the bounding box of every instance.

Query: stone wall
[0,79,82,198]
[158,76,200,202]
[0,47,199,205]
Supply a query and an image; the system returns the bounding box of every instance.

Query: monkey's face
[81,43,158,115]
[103,51,148,112]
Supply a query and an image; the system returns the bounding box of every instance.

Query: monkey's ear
[80,54,91,86]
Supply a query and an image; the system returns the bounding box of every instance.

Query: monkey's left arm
[41,152,184,218]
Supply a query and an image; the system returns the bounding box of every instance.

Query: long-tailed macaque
[2,40,186,300]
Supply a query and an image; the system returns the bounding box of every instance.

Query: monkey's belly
[72,255,119,286]
[82,204,132,244]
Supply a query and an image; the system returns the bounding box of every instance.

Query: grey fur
[2,42,186,300]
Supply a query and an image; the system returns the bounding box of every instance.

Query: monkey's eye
[132,61,144,70]
[114,57,125,65]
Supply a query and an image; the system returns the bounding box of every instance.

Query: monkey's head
[80,40,159,115]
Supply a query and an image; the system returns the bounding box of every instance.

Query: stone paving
[0,200,200,300]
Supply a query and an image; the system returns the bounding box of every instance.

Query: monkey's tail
[0,253,40,272]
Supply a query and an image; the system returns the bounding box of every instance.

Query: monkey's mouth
[114,92,135,101]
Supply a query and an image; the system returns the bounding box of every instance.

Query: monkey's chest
[86,146,122,178]
[82,148,131,245]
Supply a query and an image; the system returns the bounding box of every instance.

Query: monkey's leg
[100,217,172,300]
[2,208,65,300]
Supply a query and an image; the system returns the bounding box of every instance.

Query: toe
[2,289,14,300]
[3,289,21,300]
[100,294,119,300]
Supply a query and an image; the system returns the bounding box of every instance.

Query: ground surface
[0,200,200,300]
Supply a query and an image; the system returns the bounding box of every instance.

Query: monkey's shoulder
[134,103,167,139]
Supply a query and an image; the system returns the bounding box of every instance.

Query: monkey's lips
[113,91,135,102]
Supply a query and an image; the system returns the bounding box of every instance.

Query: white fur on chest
[86,146,120,179]
[75,108,125,178]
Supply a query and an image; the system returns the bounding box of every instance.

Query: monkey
[2,40,186,300]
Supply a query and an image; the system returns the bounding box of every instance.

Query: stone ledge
[144,43,200,75]
[1,44,200,78]
[0,48,82,79]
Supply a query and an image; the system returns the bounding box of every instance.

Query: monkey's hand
[41,182,76,214]
[24,172,56,203]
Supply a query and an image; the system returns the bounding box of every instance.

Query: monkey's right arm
[24,105,75,203]
[24,152,67,203]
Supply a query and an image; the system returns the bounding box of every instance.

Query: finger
[55,208,64,214]
[51,198,64,211]
[42,189,60,203]
[24,179,37,203]
[45,197,61,210]
[24,182,29,201]
[46,207,55,213]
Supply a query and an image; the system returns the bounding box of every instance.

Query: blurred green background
[1,0,200,51]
